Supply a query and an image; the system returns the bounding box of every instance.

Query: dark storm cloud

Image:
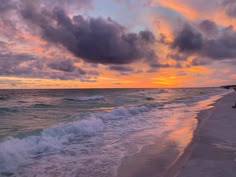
[172,21,236,62]
[198,20,218,37]
[172,25,203,52]
[0,0,166,81]
[19,4,157,65]
[200,26,236,59]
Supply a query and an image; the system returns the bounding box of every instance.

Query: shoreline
[163,96,220,177]
[166,92,236,177]
[117,92,233,177]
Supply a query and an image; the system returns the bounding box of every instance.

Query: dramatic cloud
[0,53,98,81]
[18,0,93,12]
[202,29,236,59]
[0,0,16,12]
[20,5,157,65]
[109,65,134,72]
[222,0,236,17]
[191,58,211,66]
[0,53,38,76]
[172,25,203,52]
[1,0,236,87]
[149,61,170,68]
[0,0,164,82]
[172,20,236,61]
[198,20,218,37]
[167,53,189,61]
[48,60,77,73]
[48,59,95,77]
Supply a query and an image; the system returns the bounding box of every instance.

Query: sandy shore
[117,92,236,177]
[172,92,236,177]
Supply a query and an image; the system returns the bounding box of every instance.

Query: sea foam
[0,105,151,173]
[0,117,104,172]
[65,95,105,101]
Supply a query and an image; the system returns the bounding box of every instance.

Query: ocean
[0,88,230,177]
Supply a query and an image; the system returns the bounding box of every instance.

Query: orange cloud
[155,0,199,19]
[230,74,236,79]
[151,0,236,28]
[187,66,213,74]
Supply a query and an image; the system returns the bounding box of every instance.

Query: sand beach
[118,92,236,177]
[175,92,236,177]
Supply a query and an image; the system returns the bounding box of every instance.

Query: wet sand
[117,92,236,177]
[175,92,236,177]
[117,116,197,177]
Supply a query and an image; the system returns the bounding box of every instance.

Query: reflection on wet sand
[117,97,219,177]
[117,115,197,177]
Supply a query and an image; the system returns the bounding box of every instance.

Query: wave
[97,105,151,120]
[64,95,105,101]
[0,107,18,113]
[32,103,55,108]
[0,117,104,172]
[0,104,156,176]
[148,89,168,94]
[0,104,153,173]
[145,97,155,101]
[0,96,9,101]
[0,91,223,176]
[176,95,210,104]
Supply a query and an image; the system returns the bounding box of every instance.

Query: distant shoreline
[0,87,221,90]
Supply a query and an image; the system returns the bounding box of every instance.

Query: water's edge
[163,92,233,177]
[116,92,231,177]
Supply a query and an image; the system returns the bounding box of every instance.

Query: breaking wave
[0,104,153,174]
[32,103,55,108]
[0,117,104,172]
[97,105,151,120]
[64,95,105,101]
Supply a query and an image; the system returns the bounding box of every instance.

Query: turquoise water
[0,88,229,177]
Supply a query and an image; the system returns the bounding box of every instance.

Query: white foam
[66,95,105,101]
[0,105,153,174]
[0,105,152,174]
[0,91,225,176]
[96,106,151,120]
[0,117,104,172]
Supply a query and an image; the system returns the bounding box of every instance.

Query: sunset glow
[1,0,236,88]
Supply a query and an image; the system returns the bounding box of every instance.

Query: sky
[0,0,236,88]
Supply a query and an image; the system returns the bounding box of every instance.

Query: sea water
[0,88,230,177]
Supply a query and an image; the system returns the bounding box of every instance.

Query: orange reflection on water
[167,117,197,150]
[165,95,222,152]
